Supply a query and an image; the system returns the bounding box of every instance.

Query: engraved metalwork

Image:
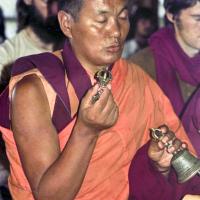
[150,128,200,183]
[91,68,112,104]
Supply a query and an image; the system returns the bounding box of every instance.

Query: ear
[166,12,175,24]
[23,0,32,5]
[58,11,74,39]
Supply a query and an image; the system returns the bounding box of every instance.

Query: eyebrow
[190,14,200,17]
[96,5,128,15]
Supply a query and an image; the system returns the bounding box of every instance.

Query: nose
[108,18,121,38]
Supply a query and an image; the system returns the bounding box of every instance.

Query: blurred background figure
[0,7,6,44]
[128,0,159,15]
[129,0,200,159]
[0,0,65,93]
[122,7,158,58]
[130,0,200,117]
[0,0,65,199]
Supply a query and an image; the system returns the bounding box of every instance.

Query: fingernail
[107,84,111,90]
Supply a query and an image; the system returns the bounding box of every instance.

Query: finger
[83,84,100,106]
[167,138,182,154]
[158,124,169,134]
[150,139,165,152]
[157,140,166,150]
[157,152,173,168]
[161,130,175,144]
[101,91,115,113]
[95,86,112,109]
[172,139,182,150]
[105,103,119,125]
[181,142,188,149]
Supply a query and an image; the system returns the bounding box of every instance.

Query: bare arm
[11,74,118,200]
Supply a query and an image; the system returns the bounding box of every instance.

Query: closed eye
[191,15,200,21]
[119,9,128,20]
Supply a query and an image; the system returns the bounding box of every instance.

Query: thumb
[82,84,99,106]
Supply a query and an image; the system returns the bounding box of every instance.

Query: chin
[106,53,122,63]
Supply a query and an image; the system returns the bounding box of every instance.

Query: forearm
[11,77,118,200]
[35,125,99,200]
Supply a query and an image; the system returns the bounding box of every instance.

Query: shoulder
[129,47,153,61]
[13,74,45,98]
[0,31,23,52]
[128,47,156,80]
[123,58,168,100]
[11,74,49,111]
[115,58,154,90]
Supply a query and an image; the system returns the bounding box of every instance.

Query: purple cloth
[181,87,200,156]
[128,142,200,200]
[0,88,10,128]
[149,26,200,115]
[0,41,114,132]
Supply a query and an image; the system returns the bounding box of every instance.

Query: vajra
[91,68,112,104]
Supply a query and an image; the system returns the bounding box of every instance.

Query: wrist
[153,162,170,176]
[73,120,100,140]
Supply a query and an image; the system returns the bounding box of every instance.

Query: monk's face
[60,0,129,72]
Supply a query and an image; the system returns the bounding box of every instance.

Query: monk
[0,0,194,199]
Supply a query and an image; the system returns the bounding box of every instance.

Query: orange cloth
[0,58,194,200]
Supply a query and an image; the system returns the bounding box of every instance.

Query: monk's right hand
[76,84,119,135]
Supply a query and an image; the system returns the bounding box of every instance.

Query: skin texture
[182,195,200,200]
[58,0,129,73]
[11,0,129,199]
[148,125,186,176]
[167,1,200,57]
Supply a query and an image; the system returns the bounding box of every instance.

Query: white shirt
[0,28,51,76]
[122,39,139,59]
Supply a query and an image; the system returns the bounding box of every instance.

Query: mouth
[106,44,121,53]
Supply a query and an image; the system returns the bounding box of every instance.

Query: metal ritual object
[91,68,112,104]
[151,128,200,183]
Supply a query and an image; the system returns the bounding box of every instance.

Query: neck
[175,31,199,58]
[26,26,55,51]
[70,45,109,76]
[82,61,109,76]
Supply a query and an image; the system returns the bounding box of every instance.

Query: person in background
[122,7,157,58]
[0,0,65,87]
[129,0,200,163]
[0,0,64,199]
[181,86,200,157]
[0,0,194,199]
[130,0,200,118]
[129,1,200,199]
[0,7,6,44]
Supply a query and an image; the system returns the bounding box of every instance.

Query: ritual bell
[171,149,200,183]
[151,128,200,183]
